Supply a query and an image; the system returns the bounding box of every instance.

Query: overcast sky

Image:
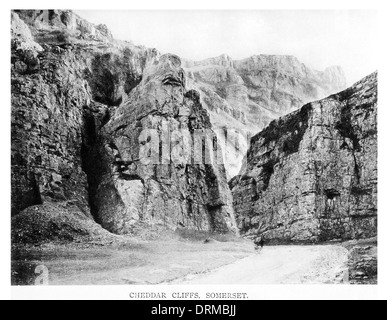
[75,10,377,85]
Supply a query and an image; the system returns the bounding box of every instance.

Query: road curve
[175,245,350,285]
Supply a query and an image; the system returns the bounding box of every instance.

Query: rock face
[183,54,347,178]
[230,72,377,243]
[85,54,237,234]
[11,10,237,238]
[11,12,91,216]
[348,244,377,284]
[11,10,150,218]
[12,9,358,244]
[13,10,113,42]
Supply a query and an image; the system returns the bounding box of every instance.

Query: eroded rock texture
[183,54,347,178]
[11,12,90,216]
[11,10,237,238]
[11,10,151,218]
[85,54,237,235]
[230,72,377,243]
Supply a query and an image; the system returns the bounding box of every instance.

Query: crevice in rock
[120,173,144,183]
[353,156,361,185]
[336,101,361,152]
[162,73,185,87]
[324,189,341,200]
[260,158,277,191]
[81,106,109,222]
[351,186,372,196]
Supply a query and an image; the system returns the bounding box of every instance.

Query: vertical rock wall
[86,54,237,234]
[231,72,377,243]
[11,10,237,237]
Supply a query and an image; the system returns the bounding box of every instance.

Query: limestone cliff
[11,10,237,241]
[12,11,347,184]
[230,72,377,243]
[84,54,237,234]
[183,54,347,178]
[11,10,152,218]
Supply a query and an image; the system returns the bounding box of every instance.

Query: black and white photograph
[1,0,386,302]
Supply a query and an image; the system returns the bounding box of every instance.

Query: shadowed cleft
[335,102,361,152]
[351,186,372,196]
[252,103,312,157]
[162,71,185,87]
[260,159,277,192]
[324,189,341,200]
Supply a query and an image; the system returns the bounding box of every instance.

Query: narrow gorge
[10,10,377,286]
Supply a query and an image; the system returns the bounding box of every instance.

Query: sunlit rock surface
[230,72,377,243]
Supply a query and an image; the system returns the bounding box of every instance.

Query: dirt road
[12,237,255,286]
[175,245,350,285]
[13,239,354,286]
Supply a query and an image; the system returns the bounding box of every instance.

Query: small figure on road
[254,236,265,252]
[259,236,265,249]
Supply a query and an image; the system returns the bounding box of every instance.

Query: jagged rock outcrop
[230,72,377,243]
[11,10,158,219]
[14,10,113,42]
[183,54,347,178]
[11,10,237,240]
[84,54,237,235]
[234,55,346,118]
